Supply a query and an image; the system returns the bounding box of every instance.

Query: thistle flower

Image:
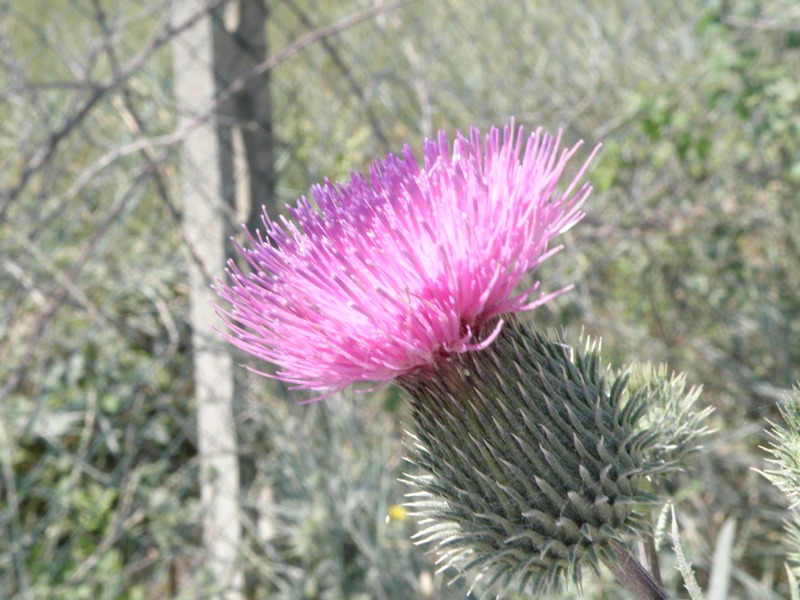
[215,122,598,395]
[216,122,707,597]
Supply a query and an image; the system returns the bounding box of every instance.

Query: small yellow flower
[386,504,407,522]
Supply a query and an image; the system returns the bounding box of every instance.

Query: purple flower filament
[216,121,599,396]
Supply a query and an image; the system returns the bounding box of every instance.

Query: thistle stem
[603,540,669,600]
[643,535,663,586]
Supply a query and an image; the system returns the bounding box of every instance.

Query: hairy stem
[643,535,663,586]
[603,540,669,600]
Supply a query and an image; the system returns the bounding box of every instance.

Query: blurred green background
[1,0,798,598]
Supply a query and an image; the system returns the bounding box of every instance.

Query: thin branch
[283,0,393,149]
[0,0,229,222]
[0,178,134,404]
[15,0,416,226]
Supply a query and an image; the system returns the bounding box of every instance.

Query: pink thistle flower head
[215,121,599,396]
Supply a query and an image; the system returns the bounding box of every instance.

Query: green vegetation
[1,0,798,598]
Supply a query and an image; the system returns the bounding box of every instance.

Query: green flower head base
[399,317,706,595]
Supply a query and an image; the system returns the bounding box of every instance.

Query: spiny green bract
[762,387,800,505]
[399,317,707,596]
[761,387,800,570]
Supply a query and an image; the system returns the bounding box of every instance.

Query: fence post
[171,2,244,598]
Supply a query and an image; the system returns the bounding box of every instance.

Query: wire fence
[2,0,799,598]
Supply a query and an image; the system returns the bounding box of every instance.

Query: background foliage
[1,0,798,598]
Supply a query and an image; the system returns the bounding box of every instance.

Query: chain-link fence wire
[2,0,800,598]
